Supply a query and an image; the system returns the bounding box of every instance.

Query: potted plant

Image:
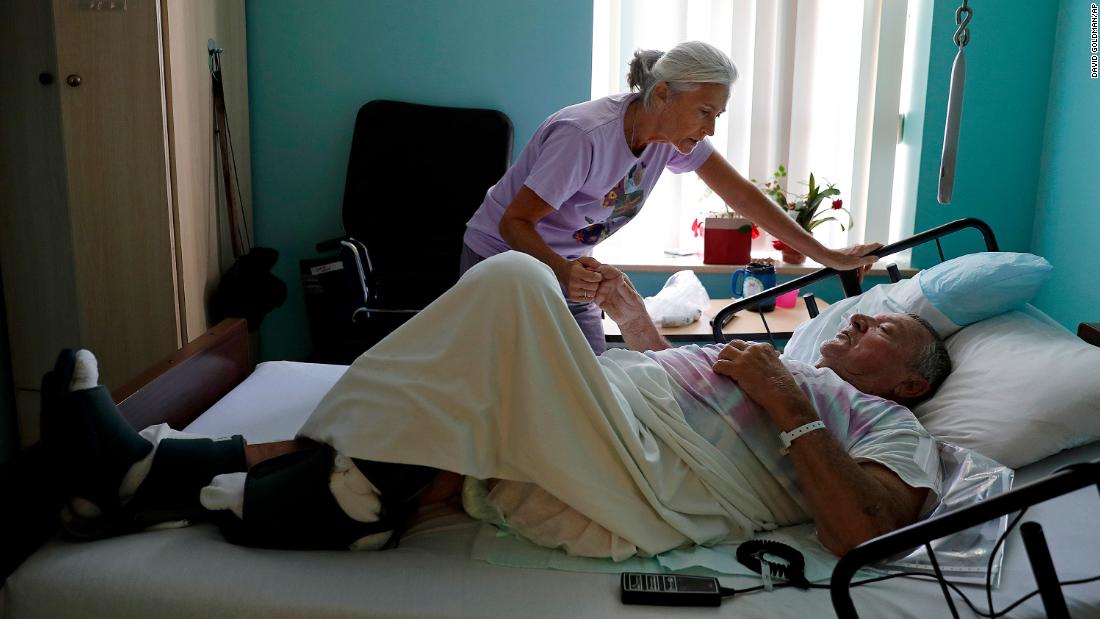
[694,190,755,265]
[756,164,851,264]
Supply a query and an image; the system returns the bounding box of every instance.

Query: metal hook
[953,2,972,48]
[208,38,224,79]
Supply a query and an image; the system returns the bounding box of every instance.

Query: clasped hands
[559,256,613,304]
[561,257,648,323]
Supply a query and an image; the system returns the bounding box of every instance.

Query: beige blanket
[299,252,774,557]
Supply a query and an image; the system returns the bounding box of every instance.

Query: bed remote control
[620,572,723,607]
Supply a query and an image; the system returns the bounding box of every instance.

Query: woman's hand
[559,256,605,303]
[818,243,884,279]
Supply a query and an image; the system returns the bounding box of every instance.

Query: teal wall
[1030,0,1100,329]
[244,0,1090,363]
[912,0,1059,265]
[246,0,593,360]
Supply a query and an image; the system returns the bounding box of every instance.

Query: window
[591,0,933,264]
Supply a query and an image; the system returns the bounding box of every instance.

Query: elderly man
[48,252,949,558]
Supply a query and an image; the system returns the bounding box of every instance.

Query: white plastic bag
[643,270,709,327]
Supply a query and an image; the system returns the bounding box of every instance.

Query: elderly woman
[462,41,880,353]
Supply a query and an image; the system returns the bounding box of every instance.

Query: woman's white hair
[627,41,738,108]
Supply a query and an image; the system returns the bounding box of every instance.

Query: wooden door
[51,0,182,388]
[0,0,83,446]
[0,0,185,447]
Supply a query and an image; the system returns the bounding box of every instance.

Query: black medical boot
[124,434,248,529]
[40,350,155,538]
[218,450,437,551]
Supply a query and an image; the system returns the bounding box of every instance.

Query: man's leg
[43,350,443,550]
[41,349,247,538]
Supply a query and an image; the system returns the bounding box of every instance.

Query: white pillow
[913,308,1100,468]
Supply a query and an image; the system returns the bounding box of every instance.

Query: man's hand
[593,266,670,352]
[712,340,816,430]
[591,265,639,320]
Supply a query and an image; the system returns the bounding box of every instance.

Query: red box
[703,217,752,265]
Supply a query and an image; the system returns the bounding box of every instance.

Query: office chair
[304,100,513,363]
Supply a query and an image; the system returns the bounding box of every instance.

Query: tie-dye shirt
[463,93,714,261]
[645,344,942,526]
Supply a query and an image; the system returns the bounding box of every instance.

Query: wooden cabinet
[0,0,250,447]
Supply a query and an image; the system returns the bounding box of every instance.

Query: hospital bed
[4,222,1100,618]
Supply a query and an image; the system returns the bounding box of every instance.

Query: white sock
[330,453,383,523]
[200,473,248,519]
[69,349,99,391]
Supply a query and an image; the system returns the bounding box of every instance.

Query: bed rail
[830,459,1100,618]
[710,218,999,343]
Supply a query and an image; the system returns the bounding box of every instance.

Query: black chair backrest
[341,100,512,307]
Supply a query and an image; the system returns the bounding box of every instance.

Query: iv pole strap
[938,0,972,204]
[937,49,966,204]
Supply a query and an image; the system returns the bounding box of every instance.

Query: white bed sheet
[5,361,1099,619]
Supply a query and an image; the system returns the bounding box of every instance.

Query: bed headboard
[112,318,253,430]
[1078,323,1100,348]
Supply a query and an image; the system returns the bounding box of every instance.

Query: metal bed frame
[710,217,998,343]
[705,217,1099,617]
[832,460,1100,618]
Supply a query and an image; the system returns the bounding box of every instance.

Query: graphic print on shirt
[572,162,647,245]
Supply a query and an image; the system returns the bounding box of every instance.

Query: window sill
[593,246,917,276]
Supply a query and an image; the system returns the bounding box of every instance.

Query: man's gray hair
[906,313,951,403]
[627,41,738,109]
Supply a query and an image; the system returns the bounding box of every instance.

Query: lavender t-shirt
[463,93,714,260]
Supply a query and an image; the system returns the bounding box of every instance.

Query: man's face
[816,313,931,402]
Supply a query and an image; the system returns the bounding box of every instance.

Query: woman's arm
[499,185,603,302]
[695,152,881,272]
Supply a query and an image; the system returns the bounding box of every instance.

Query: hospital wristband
[779,420,826,455]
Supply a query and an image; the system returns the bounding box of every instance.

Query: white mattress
[5,361,1099,619]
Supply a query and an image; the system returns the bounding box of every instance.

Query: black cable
[216,53,253,250]
[757,309,776,347]
[988,508,1028,617]
[211,51,252,252]
[722,508,1100,619]
[991,574,1100,618]
[717,504,1086,616]
[926,541,962,618]
[726,569,1100,617]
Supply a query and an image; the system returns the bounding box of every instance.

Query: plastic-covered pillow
[918,252,1051,328]
[782,252,1052,364]
[913,307,1100,468]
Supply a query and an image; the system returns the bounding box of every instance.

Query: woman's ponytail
[626,49,663,92]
